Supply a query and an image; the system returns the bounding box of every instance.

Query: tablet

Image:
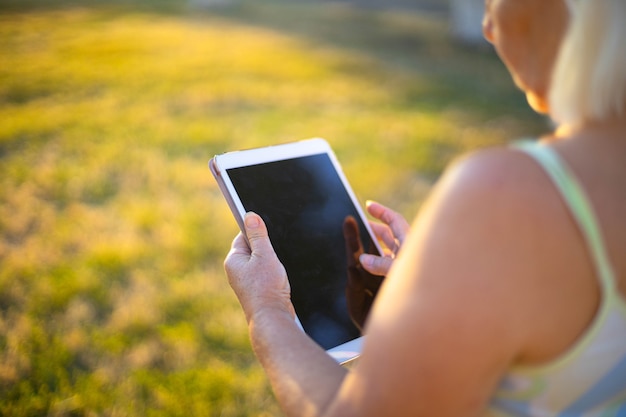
[209,138,383,364]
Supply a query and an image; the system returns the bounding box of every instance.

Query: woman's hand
[224,212,295,323]
[360,201,410,276]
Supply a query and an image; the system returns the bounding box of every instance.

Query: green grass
[0,0,546,415]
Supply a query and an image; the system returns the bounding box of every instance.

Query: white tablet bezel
[209,138,382,364]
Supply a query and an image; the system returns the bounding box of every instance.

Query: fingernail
[245,213,260,228]
[359,254,372,267]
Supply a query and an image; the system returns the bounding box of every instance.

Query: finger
[359,253,393,276]
[243,212,275,255]
[228,232,251,256]
[224,233,251,278]
[366,200,410,243]
[369,221,397,250]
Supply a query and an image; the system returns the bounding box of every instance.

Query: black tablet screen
[227,153,381,349]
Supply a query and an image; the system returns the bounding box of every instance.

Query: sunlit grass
[0,0,546,415]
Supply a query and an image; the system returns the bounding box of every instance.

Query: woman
[223,0,626,415]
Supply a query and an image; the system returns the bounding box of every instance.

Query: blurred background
[0,0,547,415]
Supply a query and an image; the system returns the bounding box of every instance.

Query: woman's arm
[225,148,553,417]
[225,215,348,417]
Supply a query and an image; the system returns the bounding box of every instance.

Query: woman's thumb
[243,212,272,253]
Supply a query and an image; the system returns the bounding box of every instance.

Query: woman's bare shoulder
[405,145,598,360]
[422,146,562,237]
[443,146,550,202]
[430,145,588,297]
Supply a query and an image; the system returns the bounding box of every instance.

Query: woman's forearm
[248,307,348,417]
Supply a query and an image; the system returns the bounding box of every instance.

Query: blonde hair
[549,0,626,127]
